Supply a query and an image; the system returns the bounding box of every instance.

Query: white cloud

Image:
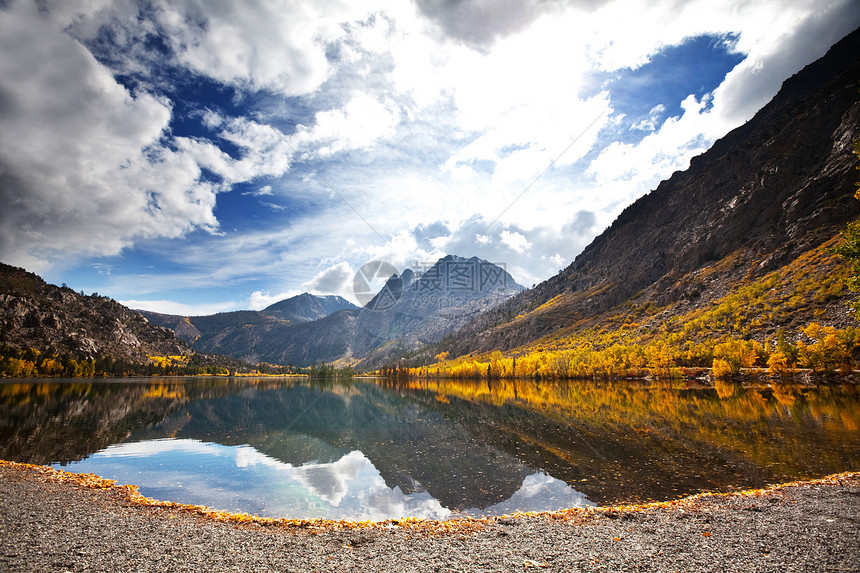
[415,0,558,49]
[179,113,295,184]
[3,0,859,311]
[121,299,239,316]
[499,230,532,254]
[243,185,274,197]
[633,104,666,131]
[0,2,219,272]
[547,253,565,267]
[587,95,711,189]
[246,290,301,311]
[150,0,367,96]
[301,261,357,302]
[293,92,401,158]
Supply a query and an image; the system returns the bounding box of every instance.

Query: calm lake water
[1,377,858,521]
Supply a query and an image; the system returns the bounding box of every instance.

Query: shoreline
[1,460,857,531]
[2,462,859,572]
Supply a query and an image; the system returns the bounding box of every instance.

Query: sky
[1,0,858,315]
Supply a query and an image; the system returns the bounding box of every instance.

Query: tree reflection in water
[0,377,858,518]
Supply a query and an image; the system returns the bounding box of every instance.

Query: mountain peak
[416,254,524,293]
[263,293,357,322]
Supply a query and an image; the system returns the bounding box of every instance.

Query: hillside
[434,26,860,366]
[140,293,357,345]
[0,263,192,369]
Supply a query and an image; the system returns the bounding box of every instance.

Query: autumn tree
[832,137,860,317]
[712,339,762,378]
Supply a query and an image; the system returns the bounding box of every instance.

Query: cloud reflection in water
[54,438,590,520]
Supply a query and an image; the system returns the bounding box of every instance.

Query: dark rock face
[447,27,860,356]
[0,263,192,362]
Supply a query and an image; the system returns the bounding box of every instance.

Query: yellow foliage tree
[712,339,761,377]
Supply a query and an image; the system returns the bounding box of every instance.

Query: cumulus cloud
[65,0,378,97]
[293,92,401,158]
[3,0,859,311]
[0,1,400,274]
[177,113,295,183]
[0,2,218,272]
[301,262,357,301]
[499,230,532,254]
[415,0,558,49]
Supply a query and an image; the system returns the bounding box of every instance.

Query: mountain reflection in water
[0,377,858,520]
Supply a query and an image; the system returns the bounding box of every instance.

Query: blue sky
[1,0,858,314]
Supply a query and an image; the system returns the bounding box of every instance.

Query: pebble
[1,465,859,572]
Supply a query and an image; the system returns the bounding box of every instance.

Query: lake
[1,377,858,521]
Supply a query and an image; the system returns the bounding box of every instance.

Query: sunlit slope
[440,28,860,362]
[418,236,857,379]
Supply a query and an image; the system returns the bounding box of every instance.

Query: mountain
[142,256,523,367]
[353,255,524,367]
[0,262,192,364]
[441,26,860,360]
[139,292,357,351]
[263,293,356,322]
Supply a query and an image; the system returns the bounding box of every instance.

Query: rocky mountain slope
[353,255,524,367]
[441,26,860,359]
[0,262,191,363]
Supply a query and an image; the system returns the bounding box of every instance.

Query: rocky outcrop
[0,263,192,362]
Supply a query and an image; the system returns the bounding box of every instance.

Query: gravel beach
[1,462,858,572]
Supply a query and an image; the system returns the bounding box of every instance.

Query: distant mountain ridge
[141,256,523,367]
[441,26,860,358]
[139,292,358,358]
